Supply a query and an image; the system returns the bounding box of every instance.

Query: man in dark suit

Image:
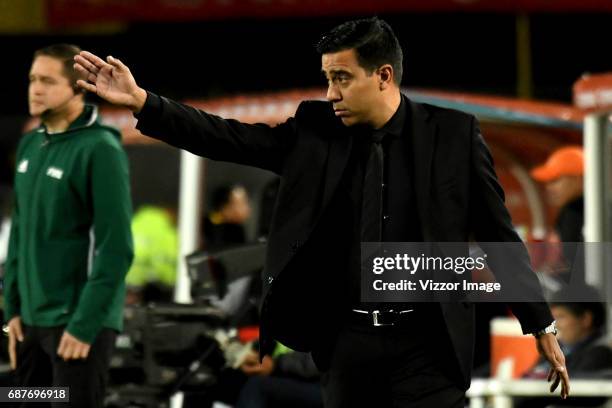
[74,17,569,407]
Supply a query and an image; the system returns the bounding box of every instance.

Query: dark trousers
[13,325,116,408]
[320,312,465,408]
[235,376,323,408]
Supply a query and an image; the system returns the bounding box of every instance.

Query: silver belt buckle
[372,310,394,327]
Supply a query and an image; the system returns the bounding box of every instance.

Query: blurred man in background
[532,146,585,283]
[532,146,585,243]
[3,44,133,407]
[203,184,252,251]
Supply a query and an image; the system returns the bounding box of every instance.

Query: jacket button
[267,276,274,284]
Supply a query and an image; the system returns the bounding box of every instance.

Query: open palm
[74,51,144,110]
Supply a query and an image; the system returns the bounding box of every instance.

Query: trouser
[235,376,323,408]
[13,325,116,408]
[320,310,465,408]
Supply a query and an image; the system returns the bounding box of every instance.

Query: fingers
[547,367,554,382]
[79,51,109,70]
[80,344,91,359]
[74,55,100,75]
[76,79,97,94]
[71,343,89,360]
[57,332,91,361]
[547,365,570,399]
[57,334,68,360]
[73,62,96,81]
[73,60,99,95]
[12,320,24,342]
[8,335,16,370]
[106,55,128,72]
[550,371,561,392]
[560,367,570,399]
[75,53,129,76]
[7,318,23,370]
[71,344,81,360]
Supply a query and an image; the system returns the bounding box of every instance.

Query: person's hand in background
[7,316,24,370]
[240,350,274,376]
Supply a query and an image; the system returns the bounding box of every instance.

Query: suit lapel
[409,98,437,241]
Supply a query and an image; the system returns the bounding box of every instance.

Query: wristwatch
[533,320,557,337]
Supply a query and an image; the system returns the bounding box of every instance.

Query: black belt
[350,308,415,327]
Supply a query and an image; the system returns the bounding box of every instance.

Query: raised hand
[73,51,147,112]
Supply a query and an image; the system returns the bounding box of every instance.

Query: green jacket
[3,105,134,343]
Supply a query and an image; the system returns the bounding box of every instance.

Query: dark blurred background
[2,2,612,112]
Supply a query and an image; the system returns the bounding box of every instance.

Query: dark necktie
[360,132,385,243]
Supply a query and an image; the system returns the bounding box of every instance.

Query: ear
[378,64,394,90]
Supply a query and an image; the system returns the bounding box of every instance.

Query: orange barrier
[491,317,540,378]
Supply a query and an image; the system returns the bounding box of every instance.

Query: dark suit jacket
[135,92,553,389]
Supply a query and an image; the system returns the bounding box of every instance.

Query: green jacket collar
[38,104,99,141]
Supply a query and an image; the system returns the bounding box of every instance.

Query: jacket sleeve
[3,197,21,322]
[468,116,553,334]
[135,92,297,174]
[66,141,134,343]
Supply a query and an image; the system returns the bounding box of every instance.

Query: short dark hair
[33,44,82,90]
[550,285,606,330]
[212,186,232,211]
[316,17,403,85]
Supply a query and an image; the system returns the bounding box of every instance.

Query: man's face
[321,49,383,127]
[545,175,583,207]
[221,187,251,224]
[551,305,592,346]
[28,55,74,117]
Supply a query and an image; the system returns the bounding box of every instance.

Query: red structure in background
[573,72,612,112]
[47,0,612,28]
